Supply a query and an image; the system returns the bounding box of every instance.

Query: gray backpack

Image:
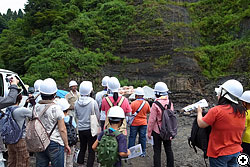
[155,100,177,140]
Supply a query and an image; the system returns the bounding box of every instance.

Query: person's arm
[0,77,19,109]
[58,119,71,154]
[197,106,210,128]
[119,149,131,157]
[94,101,100,120]
[92,139,99,151]
[147,103,157,139]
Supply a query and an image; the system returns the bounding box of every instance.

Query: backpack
[26,104,58,152]
[0,106,24,144]
[65,116,78,147]
[104,96,127,135]
[97,129,121,167]
[188,112,211,162]
[155,100,177,140]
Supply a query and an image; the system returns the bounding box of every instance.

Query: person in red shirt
[128,87,150,157]
[197,79,246,167]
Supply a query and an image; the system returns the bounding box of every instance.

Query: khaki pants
[64,146,75,167]
[7,139,29,167]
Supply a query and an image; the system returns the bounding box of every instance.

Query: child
[92,106,130,167]
[56,98,77,167]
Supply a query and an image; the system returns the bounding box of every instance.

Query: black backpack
[155,100,177,140]
[65,116,78,147]
[188,112,211,166]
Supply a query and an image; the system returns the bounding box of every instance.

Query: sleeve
[0,85,18,109]
[75,103,78,119]
[118,134,128,153]
[20,107,32,118]
[56,106,65,120]
[147,103,158,137]
[123,98,132,114]
[97,131,104,141]
[202,107,217,126]
[94,100,100,120]
[72,117,77,128]
[101,98,107,113]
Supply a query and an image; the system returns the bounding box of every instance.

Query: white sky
[0,0,28,14]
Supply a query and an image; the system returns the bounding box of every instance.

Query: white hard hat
[55,98,70,111]
[108,106,125,121]
[102,76,110,87]
[69,80,78,87]
[107,77,120,92]
[40,78,58,95]
[34,79,43,91]
[240,91,250,103]
[218,79,243,104]
[135,87,144,96]
[154,82,169,95]
[79,81,93,96]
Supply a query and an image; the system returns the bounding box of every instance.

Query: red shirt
[101,96,132,115]
[130,99,151,126]
[202,105,246,158]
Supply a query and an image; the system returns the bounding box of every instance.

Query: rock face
[103,3,207,108]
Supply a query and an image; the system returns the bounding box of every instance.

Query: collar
[109,128,116,132]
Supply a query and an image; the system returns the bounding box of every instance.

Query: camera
[5,75,16,83]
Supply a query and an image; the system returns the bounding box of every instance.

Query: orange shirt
[130,99,151,126]
[202,105,246,158]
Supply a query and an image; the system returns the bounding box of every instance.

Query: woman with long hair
[197,79,246,167]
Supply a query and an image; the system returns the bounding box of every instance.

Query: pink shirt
[147,96,174,137]
[101,96,132,115]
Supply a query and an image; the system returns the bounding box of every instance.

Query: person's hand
[10,76,19,85]
[197,105,202,113]
[148,135,151,140]
[127,149,131,156]
[65,145,71,155]
[169,136,173,140]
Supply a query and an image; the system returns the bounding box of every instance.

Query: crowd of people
[0,76,249,167]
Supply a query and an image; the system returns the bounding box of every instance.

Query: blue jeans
[36,141,65,167]
[128,125,147,154]
[209,152,240,167]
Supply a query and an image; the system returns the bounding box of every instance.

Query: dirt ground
[27,114,207,167]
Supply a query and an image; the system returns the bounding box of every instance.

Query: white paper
[183,99,208,112]
[126,144,142,160]
[146,136,154,145]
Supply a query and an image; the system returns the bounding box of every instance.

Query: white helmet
[102,76,110,87]
[154,82,169,95]
[107,77,120,92]
[240,91,250,103]
[56,98,70,111]
[135,87,144,96]
[40,78,58,95]
[108,106,125,121]
[69,80,78,87]
[217,79,243,104]
[34,79,43,91]
[79,81,93,96]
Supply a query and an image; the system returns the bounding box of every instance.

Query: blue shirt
[64,115,77,128]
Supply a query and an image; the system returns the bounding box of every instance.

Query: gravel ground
[27,114,207,167]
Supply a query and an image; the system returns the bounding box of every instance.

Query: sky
[0,0,27,14]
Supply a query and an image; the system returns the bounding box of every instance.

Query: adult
[197,79,246,167]
[75,81,99,167]
[35,78,71,167]
[240,91,250,156]
[128,87,150,157]
[0,76,19,158]
[101,77,132,135]
[95,76,110,130]
[7,91,32,167]
[147,82,174,167]
[65,80,80,117]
